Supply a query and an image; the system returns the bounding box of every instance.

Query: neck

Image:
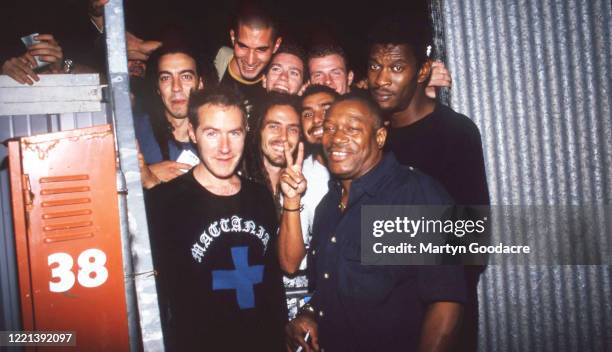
[192,163,241,196]
[389,86,436,128]
[263,158,283,195]
[166,113,190,142]
[315,152,325,165]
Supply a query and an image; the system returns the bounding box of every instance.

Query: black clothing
[146,171,286,351]
[385,104,490,206]
[309,153,466,352]
[219,69,267,120]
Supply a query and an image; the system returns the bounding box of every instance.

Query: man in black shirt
[367,17,490,352]
[146,88,286,351]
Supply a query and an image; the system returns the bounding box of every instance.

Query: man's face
[265,53,304,95]
[231,24,281,80]
[301,91,335,145]
[157,53,202,119]
[308,54,353,95]
[188,104,246,180]
[260,105,301,167]
[368,44,420,113]
[322,100,386,179]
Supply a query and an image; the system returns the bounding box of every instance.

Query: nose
[313,110,324,126]
[279,70,288,82]
[323,74,333,87]
[219,134,230,154]
[171,77,182,92]
[247,49,256,66]
[375,68,391,88]
[279,126,288,143]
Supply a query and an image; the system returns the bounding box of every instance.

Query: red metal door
[9,124,130,351]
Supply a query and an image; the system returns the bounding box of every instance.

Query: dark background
[0,0,431,79]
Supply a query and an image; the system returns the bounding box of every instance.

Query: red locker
[8,124,130,351]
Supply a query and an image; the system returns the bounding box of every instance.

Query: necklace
[339,187,347,210]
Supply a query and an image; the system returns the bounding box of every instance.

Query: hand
[425,61,452,99]
[27,34,64,72]
[149,160,192,182]
[2,54,39,84]
[138,152,161,189]
[126,32,162,62]
[285,314,319,352]
[297,80,310,96]
[354,78,368,89]
[280,142,306,201]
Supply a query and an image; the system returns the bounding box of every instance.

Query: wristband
[282,204,304,212]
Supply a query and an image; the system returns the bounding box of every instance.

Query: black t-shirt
[146,171,287,351]
[219,68,267,120]
[385,104,490,206]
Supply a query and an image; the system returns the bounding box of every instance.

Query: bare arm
[418,302,463,352]
[278,142,307,274]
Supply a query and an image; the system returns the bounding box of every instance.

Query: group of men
[3,2,489,351]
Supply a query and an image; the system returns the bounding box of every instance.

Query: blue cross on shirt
[212,246,264,309]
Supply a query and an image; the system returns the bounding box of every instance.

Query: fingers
[283,141,294,166]
[297,80,310,96]
[428,61,452,88]
[281,169,304,190]
[294,142,304,172]
[22,53,38,68]
[1,57,39,85]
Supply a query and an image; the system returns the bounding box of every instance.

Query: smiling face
[368,44,420,113]
[231,24,281,80]
[309,54,354,95]
[188,104,246,180]
[322,99,386,180]
[301,91,335,145]
[265,53,304,94]
[260,104,301,167]
[157,53,203,120]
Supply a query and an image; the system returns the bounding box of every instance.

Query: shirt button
[312,249,316,255]
[319,310,324,317]
[330,236,336,243]
[323,273,330,279]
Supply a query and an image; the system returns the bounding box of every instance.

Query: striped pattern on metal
[441,0,611,351]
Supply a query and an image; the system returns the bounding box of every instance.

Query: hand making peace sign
[280,141,307,201]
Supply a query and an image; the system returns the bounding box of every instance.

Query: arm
[278,142,307,274]
[417,302,463,352]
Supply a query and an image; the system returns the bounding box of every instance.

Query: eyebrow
[158,69,196,77]
[237,40,270,51]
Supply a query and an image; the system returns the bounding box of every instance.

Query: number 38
[48,248,109,293]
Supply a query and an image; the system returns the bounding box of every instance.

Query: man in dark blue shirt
[286,92,466,352]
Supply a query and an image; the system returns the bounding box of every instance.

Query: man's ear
[417,59,433,84]
[188,122,197,144]
[230,29,236,46]
[273,37,282,53]
[347,70,355,87]
[375,126,387,149]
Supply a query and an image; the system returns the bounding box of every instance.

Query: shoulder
[214,46,234,81]
[435,105,483,142]
[147,171,198,203]
[387,161,454,205]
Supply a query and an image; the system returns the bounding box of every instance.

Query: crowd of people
[2,1,489,351]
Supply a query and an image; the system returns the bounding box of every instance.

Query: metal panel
[0,100,110,334]
[439,0,611,351]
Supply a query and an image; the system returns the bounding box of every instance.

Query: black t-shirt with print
[146,170,287,351]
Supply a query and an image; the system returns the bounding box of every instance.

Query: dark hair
[187,87,247,129]
[232,2,279,41]
[367,15,431,68]
[301,84,339,104]
[268,42,307,77]
[144,43,222,160]
[307,43,350,74]
[243,92,301,192]
[331,89,384,129]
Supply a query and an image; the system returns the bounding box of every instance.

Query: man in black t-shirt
[367,17,489,352]
[146,88,286,351]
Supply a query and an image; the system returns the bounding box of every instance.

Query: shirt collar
[327,152,400,198]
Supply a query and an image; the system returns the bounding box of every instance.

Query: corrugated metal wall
[440,0,611,351]
[0,109,110,334]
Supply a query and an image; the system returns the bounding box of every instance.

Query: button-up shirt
[309,153,466,351]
